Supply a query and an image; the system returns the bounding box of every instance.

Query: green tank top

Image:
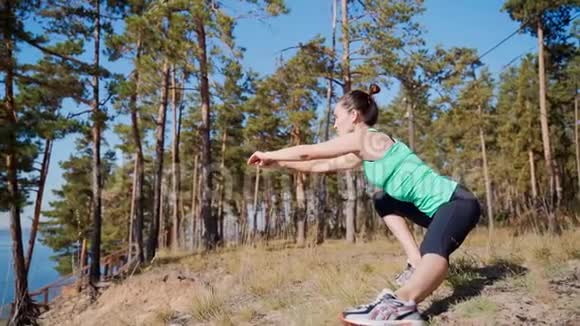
[362,129,458,217]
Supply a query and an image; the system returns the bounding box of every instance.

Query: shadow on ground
[423,259,528,319]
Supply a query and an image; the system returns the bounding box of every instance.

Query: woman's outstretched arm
[248,132,360,165]
[277,153,362,173]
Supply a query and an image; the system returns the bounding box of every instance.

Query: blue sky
[0,0,537,229]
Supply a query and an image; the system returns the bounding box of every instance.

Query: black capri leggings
[373,185,481,259]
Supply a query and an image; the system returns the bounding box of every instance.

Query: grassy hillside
[40,227,580,325]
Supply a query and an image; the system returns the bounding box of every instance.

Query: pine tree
[106,0,158,263]
[37,0,125,289]
[183,0,288,249]
[40,140,116,274]
[339,0,357,244]
[243,78,286,242]
[1,1,39,322]
[503,0,577,231]
[316,0,338,245]
[1,0,89,322]
[213,58,252,242]
[271,40,326,246]
[16,63,79,274]
[459,68,495,255]
[498,57,542,207]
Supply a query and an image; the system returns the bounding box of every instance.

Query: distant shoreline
[0,228,60,321]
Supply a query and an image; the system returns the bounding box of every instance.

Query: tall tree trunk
[292,126,307,245]
[406,97,422,238]
[341,0,356,243]
[129,34,145,263]
[89,0,102,289]
[554,162,562,209]
[194,16,217,249]
[6,152,33,325]
[240,195,248,244]
[537,21,556,233]
[191,154,199,249]
[196,165,203,248]
[252,167,261,240]
[575,94,580,199]
[264,177,273,240]
[180,188,186,244]
[325,0,337,143]
[160,178,168,248]
[529,150,538,198]
[3,2,38,322]
[316,0,338,245]
[129,36,145,263]
[478,105,493,258]
[217,131,228,242]
[407,100,415,151]
[128,157,137,260]
[171,66,182,251]
[295,172,307,246]
[341,0,351,92]
[146,61,170,260]
[25,139,52,273]
[76,239,87,293]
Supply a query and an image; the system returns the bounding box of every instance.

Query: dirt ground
[39,228,580,325]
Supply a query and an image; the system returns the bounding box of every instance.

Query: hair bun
[369,83,381,95]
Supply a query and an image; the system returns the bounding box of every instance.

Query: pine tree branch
[279,45,301,53]
[350,47,366,56]
[349,37,365,43]
[99,92,115,107]
[169,87,200,91]
[66,110,92,119]
[325,76,344,88]
[233,12,275,20]
[350,14,366,22]
[17,34,90,69]
[16,28,110,80]
[14,73,92,106]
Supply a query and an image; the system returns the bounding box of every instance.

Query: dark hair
[339,83,381,126]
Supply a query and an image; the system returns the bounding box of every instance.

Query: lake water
[0,228,60,319]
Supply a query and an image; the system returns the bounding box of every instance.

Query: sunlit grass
[40,226,580,325]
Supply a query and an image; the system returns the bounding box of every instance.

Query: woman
[247,84,481,324]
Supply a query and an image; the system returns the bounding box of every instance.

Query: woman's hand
[247,151,276,167]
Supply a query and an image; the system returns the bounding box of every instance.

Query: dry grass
[179,227,580,325]
[169,239,409,325]
[40,226,580,326]
[455,297,498,319]
[190,285,231,323]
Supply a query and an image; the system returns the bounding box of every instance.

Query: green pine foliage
[3,3,579,302]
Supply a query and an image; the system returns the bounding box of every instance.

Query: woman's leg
[395,188,481,303]
[382,214,422,267]
[373,191,431,268]
[395,254,448,303]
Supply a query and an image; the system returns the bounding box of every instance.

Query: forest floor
[39,226,580,325]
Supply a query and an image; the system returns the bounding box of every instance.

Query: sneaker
[394,262,415,286]
[341,289,424,325]
[342,289,395,316]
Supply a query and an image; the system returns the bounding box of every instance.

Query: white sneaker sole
[340,314,425,326]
